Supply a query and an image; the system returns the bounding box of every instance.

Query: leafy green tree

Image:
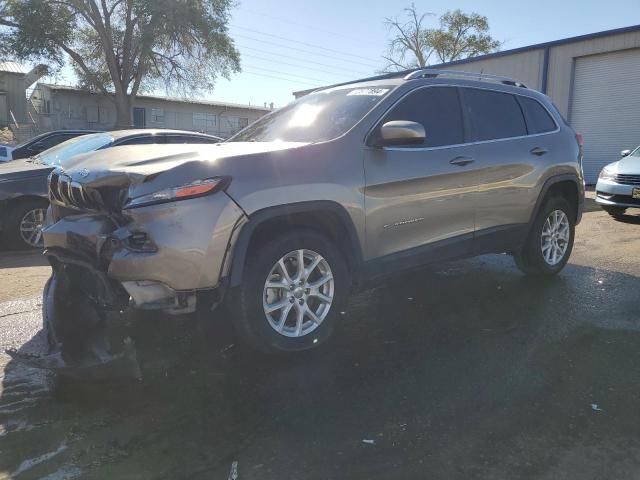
[0,0,240,127]
[383,4,501,71]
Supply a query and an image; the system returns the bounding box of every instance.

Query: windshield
[230,85,394,143]
[630,146,640,157]
[38,133,114,166]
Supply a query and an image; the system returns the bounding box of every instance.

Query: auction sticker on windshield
[347,88,390,96]
[633,188,640,199]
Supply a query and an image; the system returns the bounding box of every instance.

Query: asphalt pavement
[0,199,639,479]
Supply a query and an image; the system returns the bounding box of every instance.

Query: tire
[232,229,349,354]
[3,198,49,249]
[514,196,575,276]
[602,206,626,218]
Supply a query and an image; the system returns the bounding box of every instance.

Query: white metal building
[294,25,640,183]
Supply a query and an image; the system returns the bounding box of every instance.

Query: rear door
[363,85,480,265]
[458,87,559,252]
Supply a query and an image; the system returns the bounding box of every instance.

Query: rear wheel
[3,199,48,249]
[232,229,349,354]
[602,206,626,218]
[514,196,575,276]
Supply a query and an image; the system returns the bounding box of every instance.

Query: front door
[363,86,478,269]
[133,107,146,128]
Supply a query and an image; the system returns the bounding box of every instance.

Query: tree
[0,0,240,128]
[382,4,501,72]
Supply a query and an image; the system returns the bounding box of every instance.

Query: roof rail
[403,68,528,88]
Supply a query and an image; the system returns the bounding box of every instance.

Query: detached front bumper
[595,178,640,209]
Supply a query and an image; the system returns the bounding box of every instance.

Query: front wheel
[231,229,349,354]
[514,196,575,276]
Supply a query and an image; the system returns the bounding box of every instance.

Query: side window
[117,135,164,146]
[517,96,557,134]
[381,86,464,147]
[165,135,218,144]
[31,134,61,151]
[461,88,527,142]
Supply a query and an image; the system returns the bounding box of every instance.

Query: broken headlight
[123,177,229,209]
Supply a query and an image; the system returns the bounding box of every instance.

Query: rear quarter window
[518,96,557,134]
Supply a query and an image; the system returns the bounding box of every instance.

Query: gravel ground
[0,195,639,479]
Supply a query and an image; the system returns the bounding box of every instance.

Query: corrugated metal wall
[568,48,640,183]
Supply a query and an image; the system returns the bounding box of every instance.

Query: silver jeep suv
[39,69,584,375]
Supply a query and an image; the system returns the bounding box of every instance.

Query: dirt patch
[0,250,50,302]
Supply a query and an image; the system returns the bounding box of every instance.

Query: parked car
[37,69,584,377]
[0,130,98,161]
[0,129,222,249]
[595,146,640,218]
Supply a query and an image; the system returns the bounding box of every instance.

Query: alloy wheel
[263,249,334,338]
[540,209,570,266]
[19,208,46,248]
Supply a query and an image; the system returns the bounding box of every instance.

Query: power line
[234,33,380,69]
[242,53,367,80]
[238,45,371,76]
[243,64,333,85]
[230,25,381,65]
[241,69,322,87]
[242,9,377,46]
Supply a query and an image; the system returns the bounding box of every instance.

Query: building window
[225,116,249,130]
[151,108,165,123]
[193,112,216,128]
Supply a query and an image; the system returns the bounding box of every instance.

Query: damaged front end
[13,146,246,380]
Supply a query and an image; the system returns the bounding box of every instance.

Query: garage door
[569,48,640,184]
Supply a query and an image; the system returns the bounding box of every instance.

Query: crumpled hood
[0,157,52,181]
[60,141,309,188]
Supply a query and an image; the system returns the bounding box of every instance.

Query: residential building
[30,83,272,139]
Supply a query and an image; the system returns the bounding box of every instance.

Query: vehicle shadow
[1,255,640,479]
[611,212,640,225]
[0,249,48,269]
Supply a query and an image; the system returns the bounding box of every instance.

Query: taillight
[575,132,584,147]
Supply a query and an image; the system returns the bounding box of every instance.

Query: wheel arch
[228,201,363,288]
[529,174,584,228]
[1,194,49,220]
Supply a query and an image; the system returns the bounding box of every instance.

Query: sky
[43,0,640,108]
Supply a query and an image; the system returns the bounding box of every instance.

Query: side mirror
[621,149,631,157]
[373,120,425,147]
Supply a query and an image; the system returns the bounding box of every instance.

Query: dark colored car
[0,129,222,249]
[1,130,99,161]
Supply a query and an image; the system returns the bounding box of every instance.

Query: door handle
[449,155,475,166]
[530,147,549,156]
